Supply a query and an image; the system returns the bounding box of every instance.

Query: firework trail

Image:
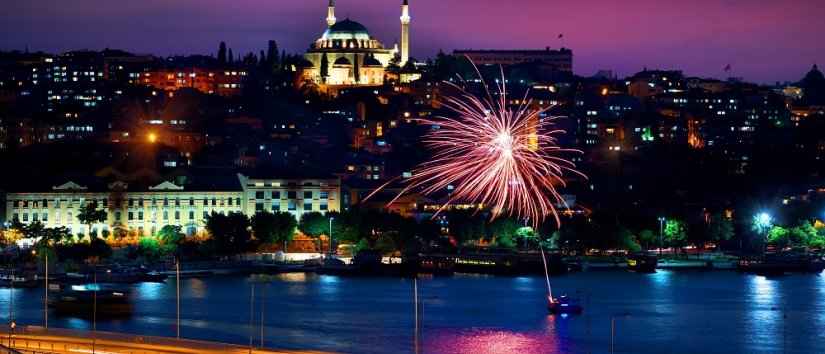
[373,67,585,227]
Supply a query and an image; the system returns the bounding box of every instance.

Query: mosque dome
[363,56,383,67]
[322,19,371,41]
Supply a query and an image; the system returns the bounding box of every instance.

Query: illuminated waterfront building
[4,174,341,238]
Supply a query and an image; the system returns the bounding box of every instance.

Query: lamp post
[753,212,773,254]
[657,217,666,255]
[328,217,334,256]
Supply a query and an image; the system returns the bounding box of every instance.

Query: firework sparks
[377,70,585,227]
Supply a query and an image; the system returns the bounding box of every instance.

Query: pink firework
[383,72,585,227]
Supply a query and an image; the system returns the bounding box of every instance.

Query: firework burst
[377,69,586,227]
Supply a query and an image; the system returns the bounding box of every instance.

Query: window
[12,213,19,222]
[272,191,281,199]
[12,201,19,208]
[128,212,134,221]
[235,198,241,206]
[320,203,328,211]
[175,199,180,207]
[129,199,135,207]
[114,211,121,221]
[189,198,195,206]
[287,200,297,211]
[272,203,280,212]
[175,211,180,220]
[287,191,297,199]
[211,198,217,206]
[256,203,264,212]
[228,198,233,206]
[189,211,194,220]
[42,213,48,222]
[33,213,39,222]
[164,198,169,206]
[303,191,313,199]
[303,202,313,211]
[42,199,48,208]
[22,214,28,222]
[254,191,265,200]
[163,211,169,220]
[203,211,209,219]
[138,211,144,220]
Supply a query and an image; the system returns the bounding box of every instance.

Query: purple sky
[2,0,823,83]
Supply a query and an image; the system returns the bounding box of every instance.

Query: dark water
[1,270,824,354]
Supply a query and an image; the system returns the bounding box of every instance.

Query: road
[0,326,332,354]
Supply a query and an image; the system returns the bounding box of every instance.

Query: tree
[790,220,818,247]
[320,53,329,79]
[445,210,486,246]
[664,219,688,250]
[616,228,641,252]
[205,212,254,256]
[767,226,790,249]
[252,212,297,250]
[157,225,185,253]
[638,229,657,250]
[76,202,107,239]
[266,40,279,69]
[707,213,735,244]
[218,41,227,63]
[488,217,520,249]
[299,212,328,238]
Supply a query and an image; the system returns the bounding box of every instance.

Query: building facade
[4,174,341,238]
[453,48,573,72]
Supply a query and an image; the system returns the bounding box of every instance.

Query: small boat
[540,246,584,315]
[548,295,584,314]
[627,253,658,273]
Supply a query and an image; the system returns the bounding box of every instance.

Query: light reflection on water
[1,272,825,353]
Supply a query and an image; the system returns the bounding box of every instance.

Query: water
[1,270,824,354]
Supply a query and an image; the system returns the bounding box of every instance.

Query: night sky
[3,0,823,83]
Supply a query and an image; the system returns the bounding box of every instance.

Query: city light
[147,132,157,143]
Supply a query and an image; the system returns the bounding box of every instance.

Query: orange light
[148,133,157,143]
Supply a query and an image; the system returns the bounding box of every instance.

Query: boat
[627,253,658,273]
[738,252,825,275]
[63,266,167,284]
[49,283,133,317]
[540,246,584,315]
[0,273,39,288]
[547,295,584,314]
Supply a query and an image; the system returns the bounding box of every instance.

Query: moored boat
[49,283,133,317]
[627,253,658,273]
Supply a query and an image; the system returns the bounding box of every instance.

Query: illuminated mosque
[298,0,411,87]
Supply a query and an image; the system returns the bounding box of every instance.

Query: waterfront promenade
[0,326,330,354]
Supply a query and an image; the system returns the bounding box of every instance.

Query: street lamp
[753,212,773,253]
[657,217,666,255]
[328,217,334,256]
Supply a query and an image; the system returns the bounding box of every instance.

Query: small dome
[333,57,352,66]
[363,56,383,67]
[297,58,314,68]
[322,19,371,41]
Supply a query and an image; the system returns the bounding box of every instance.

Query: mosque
[298,0,411,88]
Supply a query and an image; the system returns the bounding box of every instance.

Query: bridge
[0,326,331,354]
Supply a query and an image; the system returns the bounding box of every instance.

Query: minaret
[326,0,337,27]
[400,0,411,66]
